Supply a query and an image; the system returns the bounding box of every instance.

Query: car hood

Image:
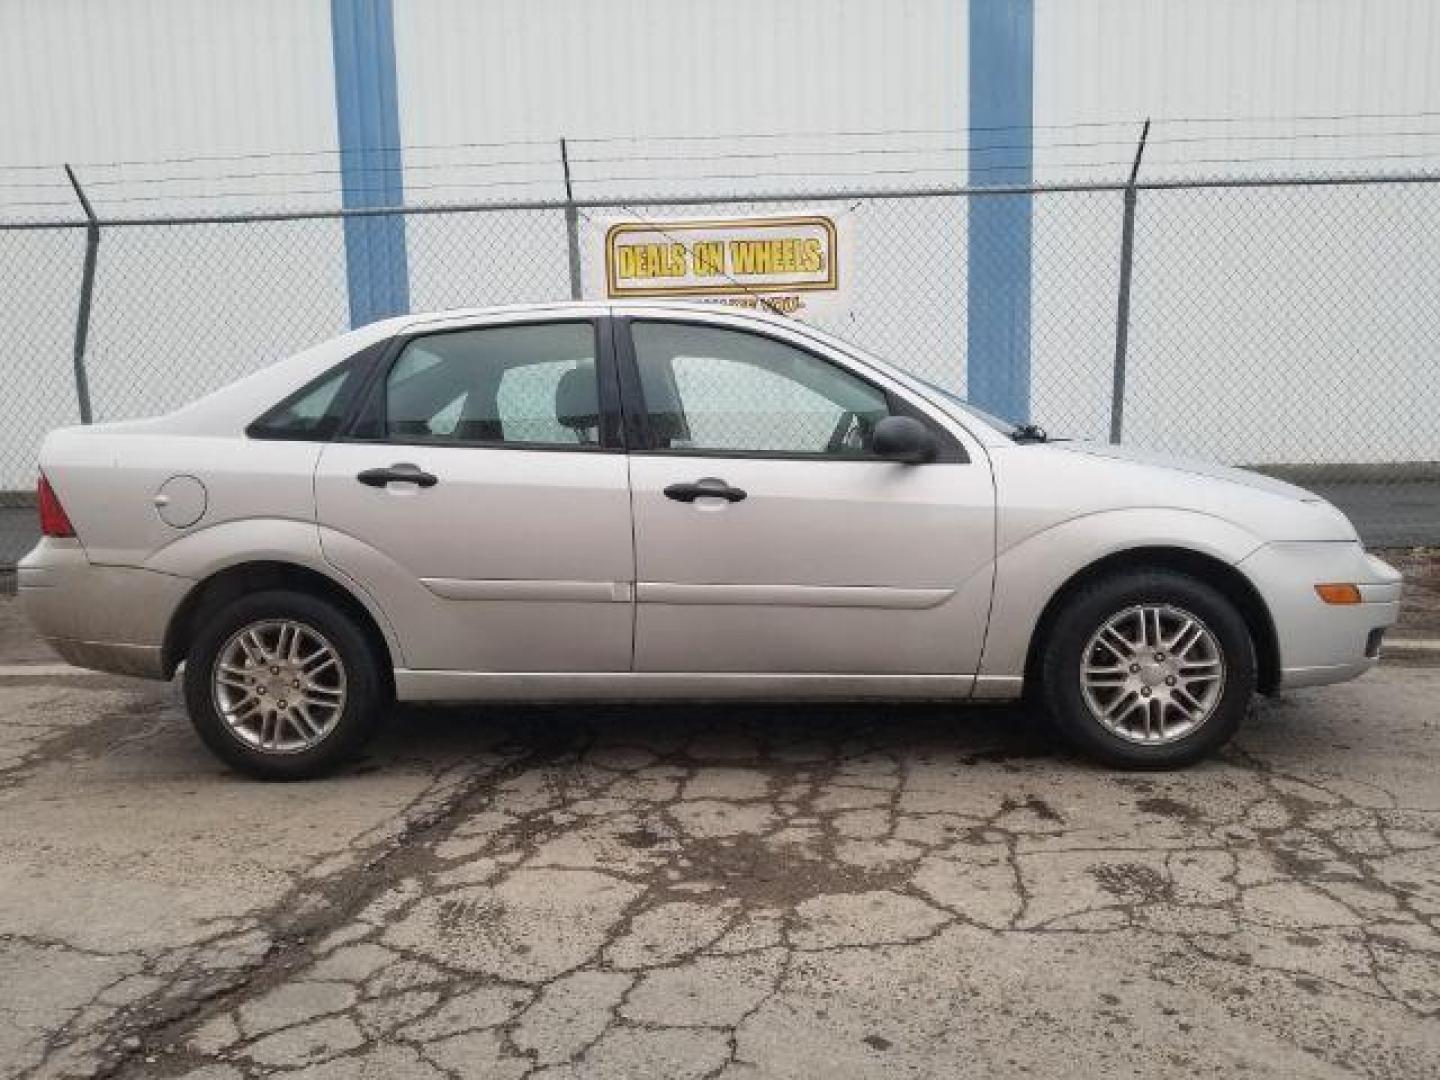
[986,439,1359,546]
[1052,441,1321,502]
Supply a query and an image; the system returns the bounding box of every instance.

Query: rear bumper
[17,538,191,680]
[1238,543,1401,691]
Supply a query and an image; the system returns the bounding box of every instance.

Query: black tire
[183,589,387,780]
[1037,569,1256,769]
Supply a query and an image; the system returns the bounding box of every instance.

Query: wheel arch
[162,560,399,687]
[1022,546,1281,696]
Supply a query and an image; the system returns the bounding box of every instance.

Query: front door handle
[664,477,746,503]
[357,463,438,489]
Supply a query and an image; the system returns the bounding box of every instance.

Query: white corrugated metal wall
[396,0,965,155]
[1031,0,1440,462]
[1,0,339,210]
[5,2,1433,200]
[0,0,346,481]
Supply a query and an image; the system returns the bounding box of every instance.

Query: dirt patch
[1000,794,1065,823]
[674,832,910,909]
[1376,547,1440,638]
[0,592,57,665]
[1090,862,1173,905]
[1135,796,1203,824]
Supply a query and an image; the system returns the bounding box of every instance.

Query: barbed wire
[565,109,1440,141]
[12,145,1440,201]
[568,128,1440,166]
[4,127,1439,205]
[0,157,560,192]
[8,108,1440,175]
[9,154,1440,220]
[0,175,571,212]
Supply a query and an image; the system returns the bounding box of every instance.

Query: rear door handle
[357,463,438,489]
[664,477,746,503]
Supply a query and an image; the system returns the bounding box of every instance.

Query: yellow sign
[602,215,841,303]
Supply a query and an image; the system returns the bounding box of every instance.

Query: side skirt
[394,671,1005,704]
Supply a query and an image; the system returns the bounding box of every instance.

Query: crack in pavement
[11,710,585,1080]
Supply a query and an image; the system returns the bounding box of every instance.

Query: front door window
[630,321,893,457]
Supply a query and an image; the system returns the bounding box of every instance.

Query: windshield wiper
[1009,423,1049,444]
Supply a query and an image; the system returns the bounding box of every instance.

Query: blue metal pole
[331,0,410,327]
[967,0,1034,422]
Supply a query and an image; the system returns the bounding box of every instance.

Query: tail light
[37,474,76,538]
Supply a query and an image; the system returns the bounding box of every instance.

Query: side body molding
[635,583,955,609]
[318,526,634,673]
[423,578,633,603]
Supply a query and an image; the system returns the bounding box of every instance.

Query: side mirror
[872,415,936,464]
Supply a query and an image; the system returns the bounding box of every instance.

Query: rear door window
[382,322,602,447]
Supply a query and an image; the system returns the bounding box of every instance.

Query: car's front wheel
[182,590,386,779]
[1037,569,1256,768]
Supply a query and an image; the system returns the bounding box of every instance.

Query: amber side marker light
[1315,583,1363,605]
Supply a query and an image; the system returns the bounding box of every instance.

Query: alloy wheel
[211,619,348,754]
[1079,604,1226,744]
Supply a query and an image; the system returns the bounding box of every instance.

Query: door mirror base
[872,416,937,464]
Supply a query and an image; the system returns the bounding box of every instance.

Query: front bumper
[17,538,191,679]
[1238,542,1402,690]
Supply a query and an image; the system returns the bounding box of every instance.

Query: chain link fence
[2,172,1438,567]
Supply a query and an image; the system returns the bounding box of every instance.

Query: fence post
[1108,119,1150,445]
[560,139,583,301]
[64,165,98,425]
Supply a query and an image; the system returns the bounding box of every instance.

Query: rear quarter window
[247,343,381,441]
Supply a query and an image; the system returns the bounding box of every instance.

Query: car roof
[398,299,802,333]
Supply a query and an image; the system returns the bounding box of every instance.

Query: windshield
[914,378,1013,432]
[749,317,1022,439]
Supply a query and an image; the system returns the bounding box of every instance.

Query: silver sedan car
[20,302,1401,778]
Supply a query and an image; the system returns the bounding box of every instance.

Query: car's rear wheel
[182,590,386,779]
[1037,569,1256,768]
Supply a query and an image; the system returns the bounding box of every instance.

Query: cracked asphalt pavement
[1,597,1438,1078]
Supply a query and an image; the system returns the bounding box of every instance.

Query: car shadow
[356,699,1068,774]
